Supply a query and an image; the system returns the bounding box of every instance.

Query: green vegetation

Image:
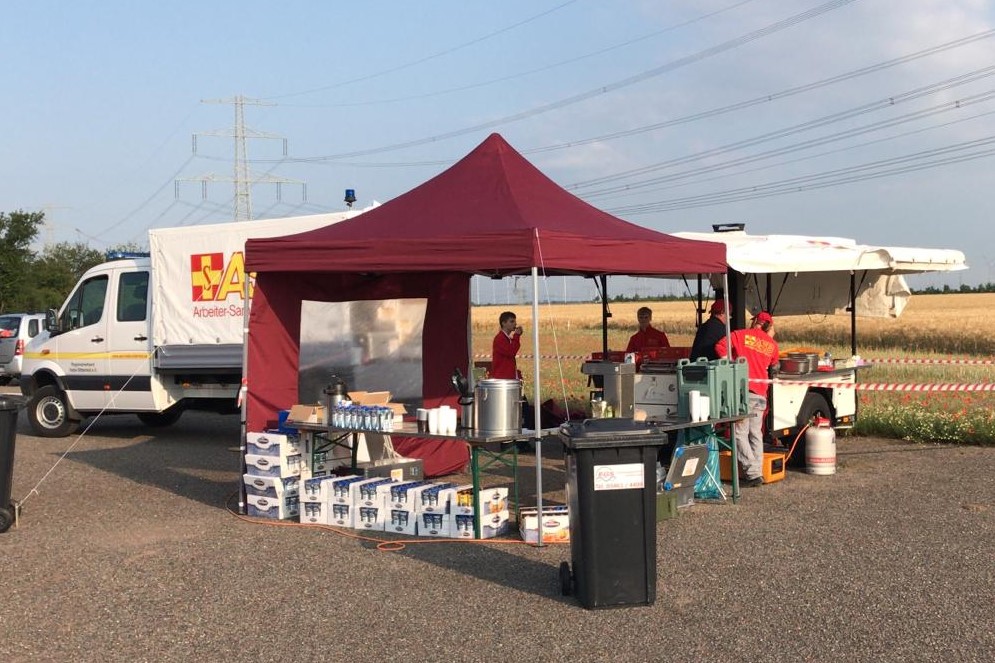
[0,210,117,313]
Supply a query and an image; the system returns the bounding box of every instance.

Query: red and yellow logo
[190,252,250,302]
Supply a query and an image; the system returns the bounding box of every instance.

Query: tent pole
[532,266,544,547]
[721,273,740,503]
[238,273,251,515]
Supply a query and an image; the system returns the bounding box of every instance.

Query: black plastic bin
[0,395,26,533]
[558,418,669,609]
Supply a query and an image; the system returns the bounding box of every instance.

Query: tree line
[0,210,137,314]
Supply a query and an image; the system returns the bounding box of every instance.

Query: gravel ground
[1,405,993,663]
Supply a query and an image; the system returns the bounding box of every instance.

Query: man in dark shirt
[690,300,727,361]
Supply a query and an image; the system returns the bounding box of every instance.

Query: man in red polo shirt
[625,306,670,354]
[491,311,523,380]
[715,311,778,487]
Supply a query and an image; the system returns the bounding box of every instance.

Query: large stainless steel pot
[474,379,522,435]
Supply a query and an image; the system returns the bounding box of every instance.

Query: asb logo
[190,252,249,302]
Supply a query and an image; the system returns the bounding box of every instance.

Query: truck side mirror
[45,309,59,334]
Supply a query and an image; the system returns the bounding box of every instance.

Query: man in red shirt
[714,311,779,487]
[625,306,670,354]
[491,311,523,380]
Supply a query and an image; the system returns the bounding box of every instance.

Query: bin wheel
[559,561,572,596]
[0,506,13,533]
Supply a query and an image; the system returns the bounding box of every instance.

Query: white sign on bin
[592,463,645,491]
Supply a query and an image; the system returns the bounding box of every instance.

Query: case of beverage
[246,431,303,458]
[519,506,571,543]
[243,474,299,500]
[244,453,302,478]
[247,493,300,520]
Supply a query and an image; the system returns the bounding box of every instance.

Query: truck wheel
[27,385,78,438]
[788,393,832,468]
[137,409,183,428]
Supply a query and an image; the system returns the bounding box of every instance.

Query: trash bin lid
[559,418,669,449]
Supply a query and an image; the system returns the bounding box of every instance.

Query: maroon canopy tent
[244,133,726,475]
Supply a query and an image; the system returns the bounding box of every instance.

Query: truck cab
[21,257,157,436]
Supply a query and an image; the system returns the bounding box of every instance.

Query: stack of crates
[243,431,303,519]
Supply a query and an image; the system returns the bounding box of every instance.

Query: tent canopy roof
[672,230,967,275]
[245,133,727,277]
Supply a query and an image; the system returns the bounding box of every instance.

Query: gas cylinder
[804,416,836,475]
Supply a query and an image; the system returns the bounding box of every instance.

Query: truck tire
[137,409,184,428]
[28,385,79,437]
[788,392,832,468]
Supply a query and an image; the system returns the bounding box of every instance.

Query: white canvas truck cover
[148,208,369,346]
[672,230,968,318]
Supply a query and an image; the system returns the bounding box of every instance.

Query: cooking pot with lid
[474,379,522,435]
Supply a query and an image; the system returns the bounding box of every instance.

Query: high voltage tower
[176,95,305,222]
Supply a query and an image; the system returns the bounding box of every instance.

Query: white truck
[20,210,367,437]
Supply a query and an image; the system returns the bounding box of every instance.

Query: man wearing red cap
[690,300,727,361]
[715,311,779,487]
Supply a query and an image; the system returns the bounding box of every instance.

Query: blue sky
[3,0,994,300]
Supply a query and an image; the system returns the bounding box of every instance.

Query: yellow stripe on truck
[23,351,152,360]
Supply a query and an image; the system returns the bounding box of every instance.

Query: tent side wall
[246,270,471,475]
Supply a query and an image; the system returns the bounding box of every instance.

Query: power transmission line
[178,95,304,221]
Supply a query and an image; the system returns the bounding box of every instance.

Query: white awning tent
[672,230,968,318]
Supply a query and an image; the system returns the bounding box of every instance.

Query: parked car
[0,313,46,385]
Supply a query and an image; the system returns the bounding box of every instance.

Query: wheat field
[470,293,995,442]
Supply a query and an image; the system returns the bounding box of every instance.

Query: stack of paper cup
[688,390,701,422]
[698,395,710,422]
[427,408,440,434]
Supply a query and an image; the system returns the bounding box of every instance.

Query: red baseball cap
[709,300,725,315]
[754,311,773,324]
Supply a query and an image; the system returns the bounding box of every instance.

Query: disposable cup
[688,390,701,422]
[428,408,440,434]
[698,395,710,421]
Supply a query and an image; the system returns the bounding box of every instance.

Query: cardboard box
[299,502,353,527]
[385,508,418,536]
[329,476,367,505]
[243,474,299,499]
[354,504,386,532]
[451,510,510,539]
[451,486,510,517]
[417,512,452,538]
[417,482,458,513]
[519,506,571,544]
[384,481,430,510]
[300,475,345,504]
[357,457,423,482]
[244,453,302,478]
[350,477,396,509]
[287,403,326,426]
[246,493,300,520]
[246,431,302,458]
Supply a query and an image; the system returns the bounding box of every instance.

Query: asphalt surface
[1,403,993,662]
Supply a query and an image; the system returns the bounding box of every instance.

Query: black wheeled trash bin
[0,395,26,533]
[558,418,669,609]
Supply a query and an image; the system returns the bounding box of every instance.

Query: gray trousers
[734,394,767,480]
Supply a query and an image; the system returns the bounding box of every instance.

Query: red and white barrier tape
[864,357,995,365]
[473,354,993,365]
[760,379,995,392]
